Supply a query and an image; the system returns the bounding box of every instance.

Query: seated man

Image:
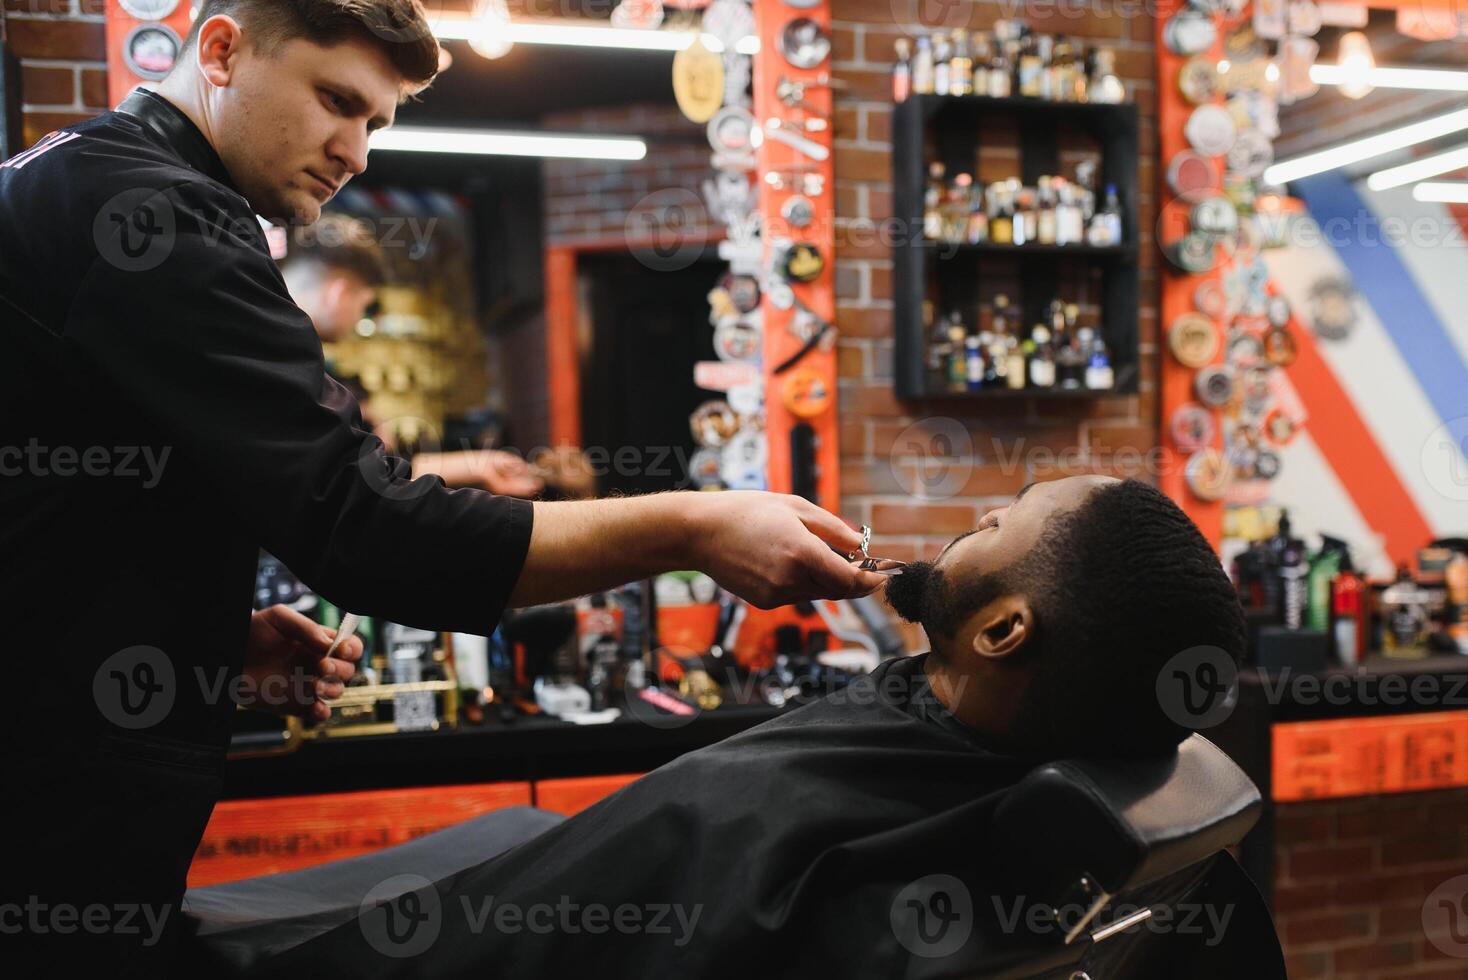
[257,475,1246,977]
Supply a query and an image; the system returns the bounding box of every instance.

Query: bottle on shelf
[933,31,952,97]
[946,316,968,393]
[1085,336,1114,390]
[1088,47,1126,104]
[893,38,912,103]
[988,182,1014,245]
[964,330,984,391]
[912,35,935,96]
[923,162,945,240]
[949,29,973,97]
[971,32,991,96]
[1028,324,1056,388]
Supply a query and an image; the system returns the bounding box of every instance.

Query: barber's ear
[970,595,1034,660]
[196,16,246,87]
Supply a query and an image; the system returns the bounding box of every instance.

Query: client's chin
[884,559,937,624]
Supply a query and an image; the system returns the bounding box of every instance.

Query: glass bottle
[946,318,968,392]
[964,331,984,391]
[988,182,1013,244]
[893,38,912,103]
[949,29,973,96]
[1036,176,1057,245]
[933,32,952,97]
[912,35,935,95]
[1029,324,1056,388]
[971,32,991,97]
[923,162,945,240]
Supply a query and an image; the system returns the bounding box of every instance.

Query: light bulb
[468,0,514,60]
[1337,31,1375,100]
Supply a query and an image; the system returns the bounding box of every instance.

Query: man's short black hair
[915,479,1246,759]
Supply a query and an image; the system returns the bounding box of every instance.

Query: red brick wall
[4,0,107,150]
[1274,787,1468,979]
[827,0,1161,564]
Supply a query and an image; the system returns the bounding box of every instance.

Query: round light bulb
[468,0,514,60]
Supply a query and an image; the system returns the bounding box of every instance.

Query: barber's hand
[474,450,542,497]
[691,492,885,609]
[243,605,364,722]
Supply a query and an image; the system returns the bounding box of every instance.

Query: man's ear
[969,594,1034,660]
[195,16,246,88]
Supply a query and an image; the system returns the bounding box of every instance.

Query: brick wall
[541,104,716,246]
[1273,787,1468,979]
[828,0,1160,565]
[3,0,107,150]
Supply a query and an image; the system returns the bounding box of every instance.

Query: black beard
[884,560,939,627]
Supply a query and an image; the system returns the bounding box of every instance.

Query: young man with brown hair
[0,1,880,971]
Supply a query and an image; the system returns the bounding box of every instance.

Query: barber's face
[885,475,1119,640]
[200,19,400,223]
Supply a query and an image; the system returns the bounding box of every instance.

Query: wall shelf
[892,93,1142,401]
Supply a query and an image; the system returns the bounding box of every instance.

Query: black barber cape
[0,91,532,972]
[261,654,1042,979]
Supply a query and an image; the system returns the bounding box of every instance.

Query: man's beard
[884,559,1013,642]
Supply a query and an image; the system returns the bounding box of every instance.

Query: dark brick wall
[4,0,108,150]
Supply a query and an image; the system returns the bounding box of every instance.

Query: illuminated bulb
[469,0,514,59]
[1218,59,1231,74]
[1266,62,1280,83]
[1337,31,1375,100]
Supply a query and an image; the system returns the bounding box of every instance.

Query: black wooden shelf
[892,94,1142,401]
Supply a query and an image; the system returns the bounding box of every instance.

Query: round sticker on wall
[120,0,180,17]
[124,23,182,80]
[1185,104,1238,157]
[672,38,725,123]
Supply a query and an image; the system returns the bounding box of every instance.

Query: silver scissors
[841,525,907,576]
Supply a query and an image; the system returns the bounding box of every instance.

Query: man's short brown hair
[279,213,389,286]
[184,0,440,90]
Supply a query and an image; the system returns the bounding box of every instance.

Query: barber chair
[179,735,1281,978]
[944,732,1283,979]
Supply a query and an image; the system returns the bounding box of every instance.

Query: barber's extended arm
[509,491,885,609]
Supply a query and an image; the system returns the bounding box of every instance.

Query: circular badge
[1226,130,1274,178]
[1309,277,1357,341]
[1185,104,1238,157]
[782,242,824,283]
[1191,195,1239,239]
[781,194,815,229]
[124,22,182,80]
[781,366,832,418]
[1263,408,1298,446]
[1195,365,1236,407]
[720,272,760,314]
[1171,403,1217,453]
[1164,231,1219,273]
[1167,150,1221,198]
[1169,313,1221,368]
[1185,447,1232,501]
[688,447,724,488]
[1165,9,1217,55]
[1264,325,1298,366]
[1254,448,1282,480]
[766,278,795,310]
[611,0,666,29]
[690,399,740,447]
[779,18,830,69]
[1225,329,1265,367]
[713,318,762,363]
[707,106,756,154]
[720,427,768,489]
[1194,279,1231,318]
[1179,57,1221,106]
[727,382,763,416]
[120,0,180,16]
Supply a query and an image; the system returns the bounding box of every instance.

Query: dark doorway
[579,252,722,496]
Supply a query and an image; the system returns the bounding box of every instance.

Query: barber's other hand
[244,605,364,722]
[690,492,884,609]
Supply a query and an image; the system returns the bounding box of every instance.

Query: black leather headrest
[990,734,1260,905]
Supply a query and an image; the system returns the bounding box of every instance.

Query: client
[255,475,1246,977]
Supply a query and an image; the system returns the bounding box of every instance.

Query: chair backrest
[989,734,1261,947]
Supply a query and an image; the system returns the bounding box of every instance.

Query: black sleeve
[64,179,532,635]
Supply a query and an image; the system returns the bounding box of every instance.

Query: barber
[0,0,880,972]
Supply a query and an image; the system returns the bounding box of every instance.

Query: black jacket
[0,89,532,973]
